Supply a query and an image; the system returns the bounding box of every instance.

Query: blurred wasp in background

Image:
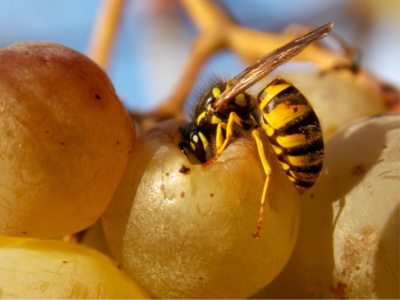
[179,22,333,238]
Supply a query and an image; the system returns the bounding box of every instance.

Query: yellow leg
[202,112,244,168]
[216,123,224,150]
[252,129,272,239]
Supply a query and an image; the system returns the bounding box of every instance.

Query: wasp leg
[216,122,225,151]
[251,129,272,239]
[202,112,244,168]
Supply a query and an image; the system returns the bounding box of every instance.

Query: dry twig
[89,0,398,130]
[87,0,126,70]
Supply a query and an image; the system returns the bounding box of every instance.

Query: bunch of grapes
[0,41,398,299]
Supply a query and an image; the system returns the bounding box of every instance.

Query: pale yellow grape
[0,234,31,248]
[0,42,135,238]
[290,72,387,138]
[253,113,399,299]
[102,119,301,299]
[0,239,149,299]
[252,71,387,138]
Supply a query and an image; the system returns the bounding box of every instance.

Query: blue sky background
[0,0,398,113]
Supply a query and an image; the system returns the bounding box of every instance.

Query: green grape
[0,42,135,238]
[0,234,32,248]
[286,72,388,138]
[0,239,149,299]
[102,119,301,299]
[254,113,399,299]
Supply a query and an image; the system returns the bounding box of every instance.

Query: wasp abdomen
[259,78,324,195]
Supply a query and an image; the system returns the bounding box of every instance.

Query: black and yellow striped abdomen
[258,78,324,195]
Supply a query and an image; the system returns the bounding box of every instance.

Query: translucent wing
[210,22,333,112]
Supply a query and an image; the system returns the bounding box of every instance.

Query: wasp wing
[211,22,333,112]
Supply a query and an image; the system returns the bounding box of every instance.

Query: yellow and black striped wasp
[179,22,333,238]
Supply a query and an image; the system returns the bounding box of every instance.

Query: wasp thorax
[194,82,228,118]
[181,80,260,164]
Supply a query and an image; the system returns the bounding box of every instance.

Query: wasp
[179,22,333,238]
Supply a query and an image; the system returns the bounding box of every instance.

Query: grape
[0,234,31,248]
[0,42,135,238]
[253,113,399,299]
[281,72,387,138]
[102,119,301,299]
[0,239,149,299]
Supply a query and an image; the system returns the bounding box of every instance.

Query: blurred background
[0,0,398,113]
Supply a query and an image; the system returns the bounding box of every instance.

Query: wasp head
[178,121,209,163]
